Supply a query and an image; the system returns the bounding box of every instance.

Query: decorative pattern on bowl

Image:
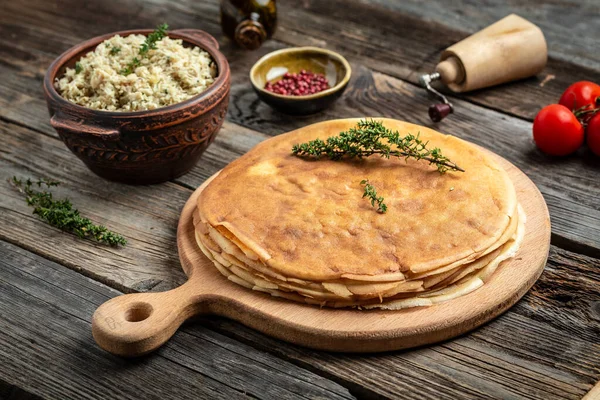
[44,29,230,184]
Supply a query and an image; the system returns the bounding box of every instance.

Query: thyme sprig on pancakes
[292,120,464,213]
[291,119,464,173]
[10,177,127,247]
[120,23,169,75]
[361,180,387,213]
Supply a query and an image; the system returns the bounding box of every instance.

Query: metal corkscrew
[419,72,453,123]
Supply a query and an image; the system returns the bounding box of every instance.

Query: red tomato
[587,113,600,156]
[533,104,584,156]
[558,81,600,112]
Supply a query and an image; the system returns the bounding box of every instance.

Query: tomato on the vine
[533,104,584,156]
[586,113,600,156]
[558,81,600,112]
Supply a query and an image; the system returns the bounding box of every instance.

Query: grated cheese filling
[54,34,217,112]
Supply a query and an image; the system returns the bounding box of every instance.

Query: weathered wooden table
[1,0,599,399]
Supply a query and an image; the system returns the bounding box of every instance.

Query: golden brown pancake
[193,204,523,307]
[198,119,517,282]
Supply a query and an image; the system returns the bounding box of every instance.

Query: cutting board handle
[91,276,204,356]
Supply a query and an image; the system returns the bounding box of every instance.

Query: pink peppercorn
[264,70,330,96]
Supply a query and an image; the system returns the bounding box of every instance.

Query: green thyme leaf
[110,46,121,55]
[121,23,169,75]
[361,180,387,213]
[10,177,127,247]
[75,62,83,74]
[291,119,464,173]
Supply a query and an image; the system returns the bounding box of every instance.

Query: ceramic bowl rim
[43,28,230,119]
[249,46,352,101]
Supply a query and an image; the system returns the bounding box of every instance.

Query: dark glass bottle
[220,0,277,50]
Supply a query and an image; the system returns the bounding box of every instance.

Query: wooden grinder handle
[92,278,202,357]
[435,57,465,86]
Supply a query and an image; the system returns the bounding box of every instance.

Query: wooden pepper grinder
[419,14,547,122]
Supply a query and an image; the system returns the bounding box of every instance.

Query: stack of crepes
[193,119,525,309]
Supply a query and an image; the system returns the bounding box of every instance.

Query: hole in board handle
[125,302,153,322]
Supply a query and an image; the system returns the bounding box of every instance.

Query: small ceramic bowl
[44,29,230,185]
[250,47,351,115]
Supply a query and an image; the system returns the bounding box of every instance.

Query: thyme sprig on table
[361,180,387,213]
[10,177,127,247]
[120,23,169,75]
[291,119,464,173]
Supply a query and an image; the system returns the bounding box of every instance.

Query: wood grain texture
[221,59,600,257]
[3,0,600,126]
[92,147,550,356]
[2,28,600,257]
[0,117,265,292]
[364,0,600,70]
[1,0,600,255]
[270,0,600,121]
[6,107,597,397]
[198,244,600,400]
[0,381,43,400]
[584,381,600,400]
[0,240,355,400]
[0,0,599,398]
[0,119,191,292]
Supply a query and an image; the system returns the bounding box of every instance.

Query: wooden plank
[362,0,600,70]
[127,0,600,122]
[584,381,600,400]
[0,240,355,400]
[2,26,600,257]
[2,0,600,256]
[270,0,600,122]
[223,63,600,257]
[0,381,43,400]
[0,1,598,399]
[0,118,265,292]
[2,116,599,397]
[92,156,550,356]
[4,0,600,125]
[1,118,191,293]
[194,245,600,400]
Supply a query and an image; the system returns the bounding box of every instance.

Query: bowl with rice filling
[44,26,230,184]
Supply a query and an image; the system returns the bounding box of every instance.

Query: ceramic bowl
[250,47,351,115]
[44,29,230,185]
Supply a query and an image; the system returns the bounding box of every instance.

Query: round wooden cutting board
[92,152,550,357]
